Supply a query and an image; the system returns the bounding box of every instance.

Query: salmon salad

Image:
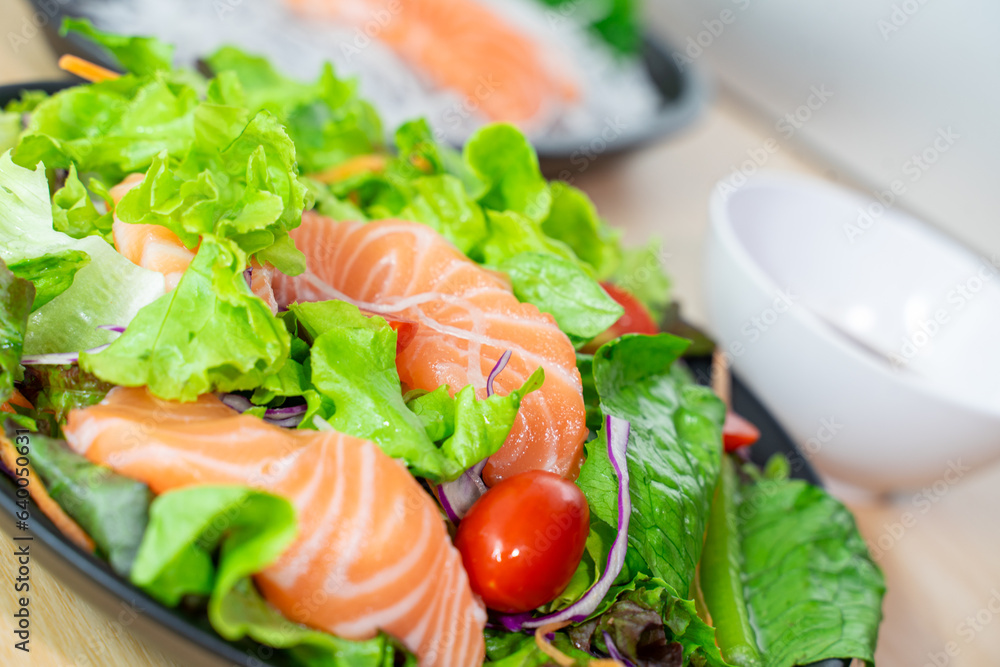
[0,21,885,667]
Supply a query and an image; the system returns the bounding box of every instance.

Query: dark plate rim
[0,80,842,667]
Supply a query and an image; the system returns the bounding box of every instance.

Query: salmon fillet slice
[63,386,486,667]
[272,213,587,485]
[108,175,278,312]
[286,0,579,123]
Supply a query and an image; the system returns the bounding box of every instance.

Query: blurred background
[1,0,999,664]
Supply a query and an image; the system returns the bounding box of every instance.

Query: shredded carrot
[533,619,625,666]
[1,388,31,414]
[308,154,389,184]
[57,54,121,83]
[0,434,96,553]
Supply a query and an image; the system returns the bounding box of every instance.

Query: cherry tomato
[583,283,659,352]
[723,411,760,451]
[454,470,590,613]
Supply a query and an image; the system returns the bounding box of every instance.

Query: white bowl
[704,171,1000,492]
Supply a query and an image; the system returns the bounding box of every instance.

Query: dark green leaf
[499,251,623,345]
[591,334,724,595]
[9,249,90,310]
[737,471,885,667]
[0,260,33,403]
[8,427,150,575]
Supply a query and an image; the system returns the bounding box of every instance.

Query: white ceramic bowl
[704,171,1000,492]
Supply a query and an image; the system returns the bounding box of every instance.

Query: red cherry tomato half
[583,283,659,352]
[723,411,760,452]
[360,309,418,355]
[454,470,590,613]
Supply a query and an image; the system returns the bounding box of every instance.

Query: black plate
[0,81,841,666]
[28,0,706,171]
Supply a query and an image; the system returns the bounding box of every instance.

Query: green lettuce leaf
[62,18,173,75]
[5,425,151,575]
[542,182,622,279]
[8,250,90,311]
[571,575,727,666]
[292,300,540,482]
[609,241,672,323]
[131,485,406,665]
[205,46,382,174]
[116,104,307,268]
[51,164,113,241]
[81,236,291,401]
[484,627,594,666]
[398,174,487,255]
[588,333,724,595]
[130,486,295,606]
[463,124,551,223]
[498,252,623,345]
[12,76,199,186]
[0,151,165,355]
[736,466,884,667]
[0,260,33,403]
[20,365,114,425]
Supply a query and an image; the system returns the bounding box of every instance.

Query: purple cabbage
[486,349,512,397]
[437,459,489,523]
[219,393,307,428]
[436,350,514,521]
[498,414,632,631]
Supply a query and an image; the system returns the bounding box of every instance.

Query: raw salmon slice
[286,0,579,123]
[272,213,587,486]
[109,175,278,312]
[64,386,486,667]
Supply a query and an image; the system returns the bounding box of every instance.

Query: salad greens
[0,153,165,355]
[80,236,291,402]
[729,465,884,667]
[131,485,408,666]
[0,18,883,667]
[0,260,33,404]
[3,425,151,575]
[293,300,542,482]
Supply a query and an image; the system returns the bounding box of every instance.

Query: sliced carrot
[0,434,95,553]
[308,154,388,184]
[58,54,121,83]
[1,388,32,414]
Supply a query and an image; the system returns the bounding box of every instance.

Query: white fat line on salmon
[267,441,345,589]
[336,508,435,597]
[297,271,577,387]
[329,535,447,636]
[405,310,579,388]
[323,443,377,591]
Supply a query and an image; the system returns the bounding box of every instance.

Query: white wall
[647,0,1000,257]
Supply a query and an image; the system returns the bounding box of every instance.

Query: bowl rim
[708,169,1000,420]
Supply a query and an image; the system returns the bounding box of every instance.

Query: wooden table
[2,0,999,664]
